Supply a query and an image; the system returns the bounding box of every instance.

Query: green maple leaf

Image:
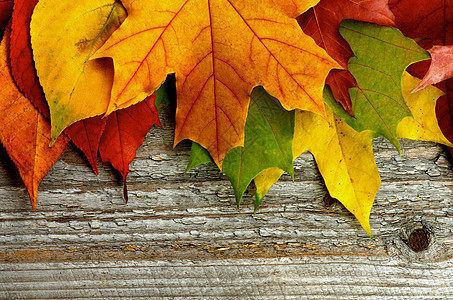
[185,142,214,173]
[333,20,430,152]
[222,87,295,205]
[186,86,295,206]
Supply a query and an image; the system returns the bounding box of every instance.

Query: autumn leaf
[389,1,453,92]
[297,0,395,113]
[222,86,295,205]
[412,46,453,92]
[30,0,127,141]
[389,0,452,46]
[389,0,453,153]
[11,0,109,174]
[325,69,357,116]
[328,72,452,147]
[99,94,161,201]
[334,20,430,152]
[0,27,69,210]
[398,72,453,146]
[255,91,378,236]
[298,0,395,67]
[185,87,295,204]
[0,0,12,37]
[185,142,214,173]
[254,73,451,235]
[65,117,107,174]
[93,0,339,166]
[436,82,453,151]
[10,0,49,118]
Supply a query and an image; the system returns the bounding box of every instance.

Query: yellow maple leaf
[255,104,378,236]
[93,0,339,166]
[255,73,452,235]
[30,0,127,142]
[398,72,453,146]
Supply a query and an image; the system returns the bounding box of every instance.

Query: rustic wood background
[1,105,453,299]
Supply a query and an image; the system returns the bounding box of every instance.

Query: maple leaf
[65,117,107,174]
[389,0,452,46]
[298,0,395,67]
[185,87,295,205]
[30,0,127,141]
[397,73,453,146]
[93,0,339,166]
[222,86,295,205]
[328,73,453,146]
[99,94,161,202]
[389,1,453,91]
[412,46,453,92]
[389,0,453,153]
[254,72,451,234]
[11,0,108,174]
[0,27,69,210]
[185,142,214,173]
[325,69,357,116]
[255,96,378,236]
[334,20,429,152]
[297,0,395,113]
[10,0,49,118]
[0,0,12,37]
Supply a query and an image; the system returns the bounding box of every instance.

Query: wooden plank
[1,258,453,299]
[1,106,453,298]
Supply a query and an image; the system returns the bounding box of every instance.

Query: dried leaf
[298,0,395,113]
[65,116,107,174]
[298,0,395,67]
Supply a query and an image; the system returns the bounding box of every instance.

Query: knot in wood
[408,227,431,253]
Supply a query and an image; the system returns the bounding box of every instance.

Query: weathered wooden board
[1,107,453,298]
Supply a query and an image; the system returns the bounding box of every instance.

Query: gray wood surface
[1,107,453,299]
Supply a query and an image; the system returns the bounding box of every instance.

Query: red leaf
[10,0,49,118]
[389,0,453,45]
[436,81,453,142]
[10,0,110,174]
[65,117,107,175]
[0,0,13,35]
[325,70,357,116]
[298,0,395,67]
[389,0,453,148]
[412,46,453,92]
[99,94,161,201]
[297,0,395,113]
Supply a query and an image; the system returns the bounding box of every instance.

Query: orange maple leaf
[0,27,69,209]
[94,0,339,166]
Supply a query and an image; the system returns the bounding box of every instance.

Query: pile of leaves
[0,0,452,235]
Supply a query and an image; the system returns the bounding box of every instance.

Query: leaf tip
[123,179,128,203]
[30,199,37,211]
[28,191,37,211]
[359,220,373,238]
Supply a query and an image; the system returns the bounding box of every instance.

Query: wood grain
[1,107,453,298]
